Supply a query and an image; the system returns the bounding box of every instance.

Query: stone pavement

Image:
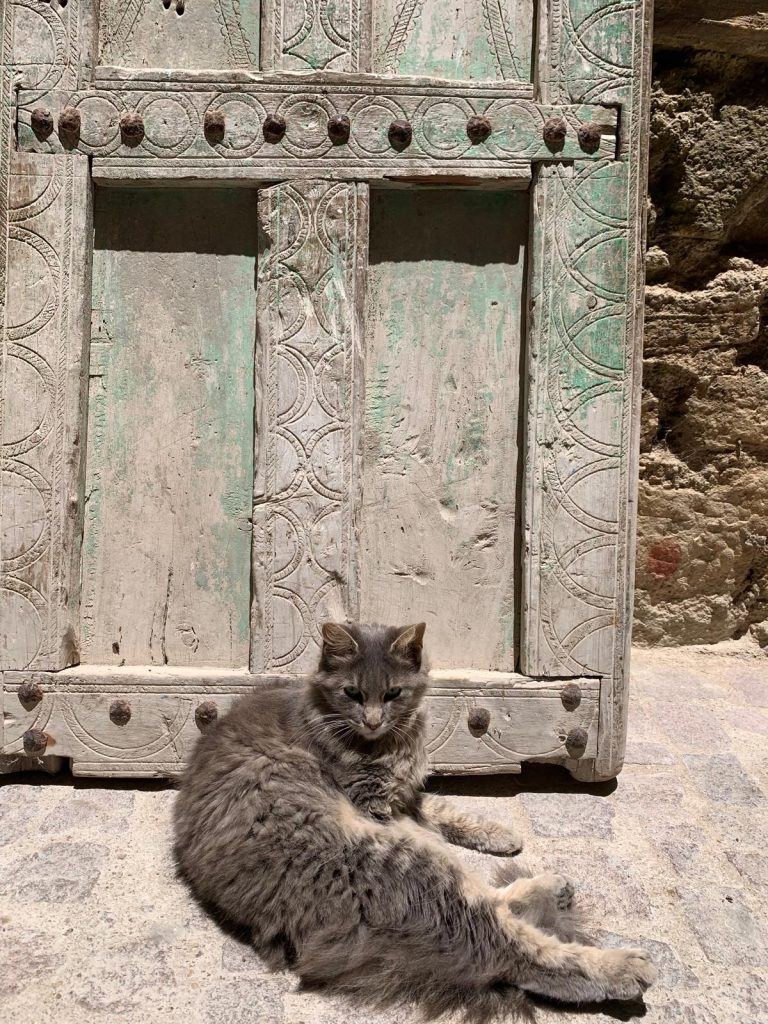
[1,646,766,1024]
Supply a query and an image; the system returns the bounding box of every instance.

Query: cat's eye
[384,687,402,702]
[343,686,363,703]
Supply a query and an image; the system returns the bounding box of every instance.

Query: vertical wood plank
[252,180,367,673]
[98,0,259,69]
[522,0,652,778]
[81,189,257,669]
[372,0,534,81]
[0,153,92,671]
[360,189,527,670]
[260,0,371,71]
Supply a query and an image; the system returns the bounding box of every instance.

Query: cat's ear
[320,622,359,666]
[390,623,426,671]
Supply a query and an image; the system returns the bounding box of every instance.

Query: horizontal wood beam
[17,73,618,184]
[2,668,599,777]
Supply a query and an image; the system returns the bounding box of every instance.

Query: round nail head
[31,107,54,140]
[565,726,589,758]
[18,681,44,708]
[22,729,48,755]
[328,114,351,145]
[195,701,218,730]
[204,109,226,144]
[467,707,491,737]
[543,116,568,148]
[578,122,602,153]
[109,700,132,726]
[388,119,412,151]
[263,113,286,143]
[119,112,144,146]
[560,683,582,712]
[58,106,81,146]
[466,114,492,144]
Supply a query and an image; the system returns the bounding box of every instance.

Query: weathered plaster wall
[635,5,768,647]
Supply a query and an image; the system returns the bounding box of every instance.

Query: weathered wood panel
[81,189,257,668]
[0,154,91,671]
[16,74,617,187]
[98,0,259,70]
[360,190,526,670]
[522,0,652,778]
[372,0,534,82]
[2,668,599,777]
[261,0,369,72]
[252,180,367,672]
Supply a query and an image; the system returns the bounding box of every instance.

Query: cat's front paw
[599,948,657,1001]
[366,799,394,824]
[479,826,524,857]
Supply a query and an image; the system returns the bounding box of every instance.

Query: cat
[173,621,655,1021]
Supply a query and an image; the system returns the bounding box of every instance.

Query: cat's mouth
[355,723,388,740]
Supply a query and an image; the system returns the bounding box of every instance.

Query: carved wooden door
[1,0,650,780]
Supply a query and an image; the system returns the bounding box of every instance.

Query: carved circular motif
[415,98,473,158]
[272,508,305,580]
[483,100,534,156]
[273,429,304,499]
[6,233,56,339]
[271,590,310,666]
[315,346,345,417]
[12,1,66,92]
[346,97,409,156]
[307,424,344,499]
[138,94,196,157]
[278,96,334,158]
[276,347,312,425]
[203,95,266,158]
[63,94,123,153]
[309,507,343,577]
[0,587,42,668]
[0,466,48,570]
[2,348,55,458]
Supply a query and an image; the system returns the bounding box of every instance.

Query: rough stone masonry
[635,2,768,648]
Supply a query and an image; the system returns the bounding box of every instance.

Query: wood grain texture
[252,180,367,672]
[372,0,534,82]
[360,190,526,670]
[98,0,259,69]
[522,0,652,779]
[1,0,95,674]
[0,154,91,671]
[16,74,618,185]
[2,668,599,776]
[81,189,257,668]
[261,0,370,71]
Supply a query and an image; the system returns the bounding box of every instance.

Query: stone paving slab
[1,647,766,1024]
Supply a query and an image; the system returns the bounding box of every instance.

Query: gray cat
[173,621,655,1020]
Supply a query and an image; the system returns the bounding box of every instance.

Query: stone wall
[634,5,768,647]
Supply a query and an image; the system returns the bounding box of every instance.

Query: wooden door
[0,0,651,780]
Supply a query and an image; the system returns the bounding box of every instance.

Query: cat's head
[312,621,428,741]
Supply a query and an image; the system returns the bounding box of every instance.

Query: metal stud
[109,700,132,726]
[195,701,218,730]
[560,683,582,712]
[388,119,412,151]
[565,726,589,758]
[542,116,567,149]
[119,112,145,147]
[58,106,81,147]
[466,114,492,144]
[467,707,491,737]
[18,681,44,708]
[31,107,54,140]
[204,109,226,144]
[577,122,602,153]
[22,729,48,755]
[328,114,351,145]
[262,113,286,143]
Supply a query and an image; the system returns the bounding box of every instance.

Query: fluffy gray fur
[173,622,655,1021]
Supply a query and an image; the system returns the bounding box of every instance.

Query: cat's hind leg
[493,859,578,939]
[416,794,523,856]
